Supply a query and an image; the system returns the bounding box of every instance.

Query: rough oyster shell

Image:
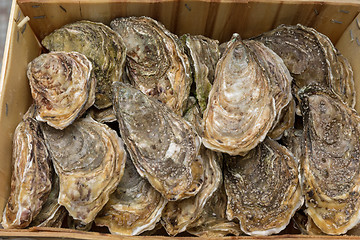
[244,40,292,134]
[110,16,192,116]
[161,145,222,236]
[299,85,360,234]
[95,155,167,235]
[27,52,95,130]
[225,138,303,235]
[30,174,67,228]
[41,116,126,224]
[202,34,276,155]
[181,34,220,113]
[42,20,126,109]
[2,115,52,229]
[112,82,203,201]
[268,99,296,140]
[187,177,242,237]
[253,24,355,108]
[88,107,116,123]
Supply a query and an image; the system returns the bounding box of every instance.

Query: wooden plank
[1,228,360,239]
[336,12,360,112]
[0,0,42,222]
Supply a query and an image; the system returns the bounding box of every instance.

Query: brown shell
[224,138,303,235]
[110,17,192,116]
[2,114,52,229]
[112,82,203,201]
[27,52,95,129]
[42,20,126,109]
[299,85,360,234]
[202,34,276,155]
[95,156,167,235]
[41,116,126,224]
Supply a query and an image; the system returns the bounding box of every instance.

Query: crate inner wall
[1,0,360,238]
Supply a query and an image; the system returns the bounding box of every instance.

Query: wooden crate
[1,0,360,239]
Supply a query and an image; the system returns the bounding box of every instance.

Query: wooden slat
[0,0,42,222]
[1,228,360,239]
[336,12,360,112]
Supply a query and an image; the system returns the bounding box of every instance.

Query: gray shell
[253,24,355,108]
[112,82,203,201]
[95,156,167,235]
[110,17,192,116]
[41,116,127,224]
[224,138,303,235]
[299,85,360,234]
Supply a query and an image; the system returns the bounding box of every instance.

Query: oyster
[88,107,116,123]
[202,34,276,155]
[95,155,167,235]
[244,40,292,136]
[181,34,220,113]
[224,138,303,235]
[268,99,295,140]
[30,175,67,228]
[161,146,222,236]
[27,52,95,130]
[281,127,304,162]
[42,20,126,109]
[187,180,242,237]
[67,217,93,231]
[183,97,204,136]
[2,115,52,229]
[110,16,192,116]
[253,24,355,108]
[41,116,126,224]
[112,82,203,201]
[299,85,360,234]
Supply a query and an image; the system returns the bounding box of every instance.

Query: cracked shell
[27,52,95,130]
[95,155,167,235]
[41,116,126,224]
[2,113,52,229]
[202,34,276,155]
[224,138,303,236]
[181,34,220,113]
[110,17,192,116]
[299,85,360,234]
[42,20,126,109]
[253,24,355,108]
[112,82,203,201]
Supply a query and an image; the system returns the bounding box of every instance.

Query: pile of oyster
[1,16,359,237]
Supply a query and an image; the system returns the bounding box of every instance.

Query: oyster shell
[30,174,67,228]
[181,34,220,113]
[88,107,116,123]
[67,216,93,231]
[244,40,292,135]
[187,179,242,237]
[299,85,360,234]
[27,52,95,130]
[225,138,303,235]
[42,20,126,109]
[161,145,222,236]
[253,24,355,108]
[268,99,296,140]
[95,155,167,235]
[110,16,192,116]
[281,127,304,162]
[41,116,126,224]
[2,115,52,229]
[202,34,276,155]
[112,82,203,201]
